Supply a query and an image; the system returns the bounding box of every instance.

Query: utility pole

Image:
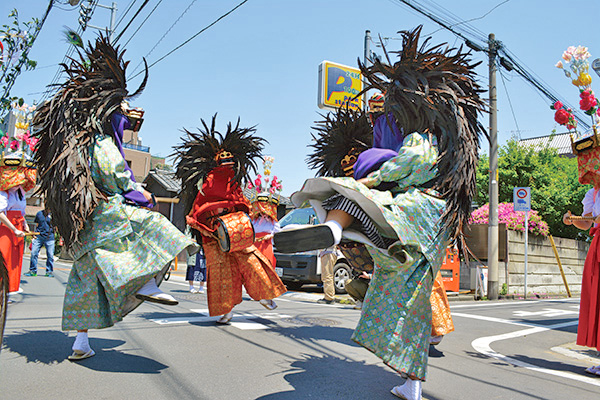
[79,1,117,42]
[487,33,499,300]
[363,30,371,112]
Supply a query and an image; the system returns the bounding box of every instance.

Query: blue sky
[2,0,599,196]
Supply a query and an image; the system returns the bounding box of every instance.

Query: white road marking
[450,298,580,309]
[452,312,533,327]
[513,308,579,318]
[454,311,600,387]
[150,309,291,330]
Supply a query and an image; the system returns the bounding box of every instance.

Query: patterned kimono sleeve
[365,133,438,187]
[93,137,139,195]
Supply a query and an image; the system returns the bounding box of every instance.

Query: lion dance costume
[275,26,485,400]
[32,33,197,361]
[174,116,286,322]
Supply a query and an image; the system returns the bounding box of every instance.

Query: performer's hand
[142,189,154,205]
[14,229,25,238]
[357,178,373,188]
[359,271,371,280]
[562,211,572,225]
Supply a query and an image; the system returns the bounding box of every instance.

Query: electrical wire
[128,0,249,80]
[127,0,197,78]
[1,0,55,104]
[390,0,592,130]
[121,0,163,48]
[113,0,149,44]
[38,0,100,103]
[114,0,137,30]
[499,66,521,139]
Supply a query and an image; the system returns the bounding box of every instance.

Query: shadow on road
[3,329,167,373]
[254,353,406,399]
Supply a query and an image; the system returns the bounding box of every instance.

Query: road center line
[456,313,600,387]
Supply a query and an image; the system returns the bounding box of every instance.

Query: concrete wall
[504,230,587,296]
[461,230,588,296]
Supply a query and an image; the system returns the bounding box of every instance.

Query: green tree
[475,138,589,239]
[0,9,41,118]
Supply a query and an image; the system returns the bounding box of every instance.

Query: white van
[273,207,352,293]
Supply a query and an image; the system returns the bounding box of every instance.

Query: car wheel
[283,280,304,291]
[333,262,351,294]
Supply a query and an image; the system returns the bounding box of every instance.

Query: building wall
[123,147,151,182]
[461,230,588,296]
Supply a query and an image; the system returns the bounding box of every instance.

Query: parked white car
[273,207,352,293]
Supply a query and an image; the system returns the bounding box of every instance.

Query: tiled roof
[146,169,181,193]
[518,132,573,155]
[146,169,292,205]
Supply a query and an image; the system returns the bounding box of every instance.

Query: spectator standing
[25,208,55,277]
[317,249,337,304]
[187,244,206,293]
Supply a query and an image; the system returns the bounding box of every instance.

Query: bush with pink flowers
[469,202,550,237]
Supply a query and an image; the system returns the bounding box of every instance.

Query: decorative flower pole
[554,46,600,143]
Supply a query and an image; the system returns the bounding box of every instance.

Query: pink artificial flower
[555,61,564,69]
[247,182,254,189]
[14,131,24,141]
[254,178,262,188]
[10,140,18,150]
[1,136,8,147]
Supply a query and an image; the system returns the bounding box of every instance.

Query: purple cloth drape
[373,113,404,152]
[353,113,404,180]
[111,113,153,208]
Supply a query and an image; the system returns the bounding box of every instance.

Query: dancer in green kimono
[274,26,485,400]
[32,33,197,361]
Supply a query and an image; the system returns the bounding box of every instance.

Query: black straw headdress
[306,107,373,178]
[358,26,487,239]
[173,114,266,215]
[32,32,148,248]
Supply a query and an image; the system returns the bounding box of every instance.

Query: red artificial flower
[580,95,597,111]
[10,140,18,150]
[554,101,563,110]
[554,109,570,125]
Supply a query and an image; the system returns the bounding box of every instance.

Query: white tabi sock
[73,332,91,353]
[137,277,161,296]
[324,220,343,245]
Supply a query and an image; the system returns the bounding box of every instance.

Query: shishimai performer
[32,33,197,361]
[274,26,485,400]
[174,115,286,324]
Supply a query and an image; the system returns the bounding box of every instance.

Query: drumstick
[154,197,179,204]
[23,232,40,236]
[566,215,596,222]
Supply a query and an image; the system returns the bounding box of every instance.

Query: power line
[499,66,521,139]
[1,0,55,104]
[38,1,100,103]
[127,0,197,78]
[121,0,163,48]
[391,0,591,130]
[129,0,249,80]
[114,0,137,30]
[112,0,149,44]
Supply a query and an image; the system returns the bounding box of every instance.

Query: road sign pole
[524,211,528,298]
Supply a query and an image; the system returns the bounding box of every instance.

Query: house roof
[518,132,573,156]
[145,169,181,193]
[145,168,292,205]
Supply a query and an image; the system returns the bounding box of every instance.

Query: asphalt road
[1,258,599,399]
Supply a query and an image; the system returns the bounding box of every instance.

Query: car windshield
[279,207,319,227]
